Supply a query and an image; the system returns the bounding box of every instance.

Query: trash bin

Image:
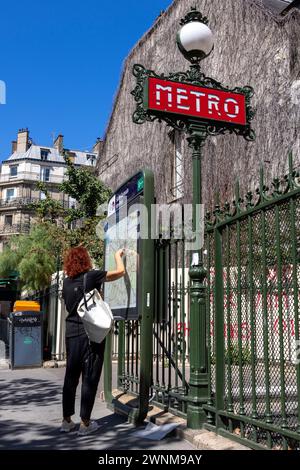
[8,311,43,369]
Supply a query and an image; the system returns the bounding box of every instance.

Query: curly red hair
[63,246,92,278]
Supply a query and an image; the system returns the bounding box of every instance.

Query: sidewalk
[0,367,196,451]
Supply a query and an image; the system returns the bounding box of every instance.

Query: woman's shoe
[60,419,76,433]
[77,420,99,436]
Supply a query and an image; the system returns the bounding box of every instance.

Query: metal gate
[104,154,300,449]
[203,156,300,449]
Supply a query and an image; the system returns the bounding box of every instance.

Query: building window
[41,167,50,182]
[10,165,18,177]
[86,154,96,166]
[171,131,184,200]
[4,215,13,226]
[6,188,15,201]
[41,149,50,161]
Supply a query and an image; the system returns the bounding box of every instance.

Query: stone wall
[97,0,300,209]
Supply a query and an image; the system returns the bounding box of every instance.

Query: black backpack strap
[83,272,88,310]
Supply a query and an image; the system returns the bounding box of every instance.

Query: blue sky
[0,0,172,161]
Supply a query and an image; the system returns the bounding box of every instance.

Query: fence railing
[203,154,300,450]
[104,153,300,449]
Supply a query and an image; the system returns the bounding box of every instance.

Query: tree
[0,158,112,291]
[0,224,57,291]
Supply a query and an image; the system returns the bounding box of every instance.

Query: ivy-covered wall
[97,0,300,208]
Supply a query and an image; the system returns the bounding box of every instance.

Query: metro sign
[146,77,246,127]
[132,64,255,141]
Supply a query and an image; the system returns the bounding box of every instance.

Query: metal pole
[51,248,60,360]
[186,121,209,429]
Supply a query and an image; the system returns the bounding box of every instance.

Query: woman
[61,245,125,435]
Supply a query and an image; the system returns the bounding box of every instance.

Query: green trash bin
[9,311,43,369]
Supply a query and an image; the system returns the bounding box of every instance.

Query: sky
[0,0,172,161]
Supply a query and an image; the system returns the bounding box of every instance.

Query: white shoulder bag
[77,272,113,343]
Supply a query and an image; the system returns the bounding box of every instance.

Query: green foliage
[59,157,111,218]
[0,158,112,291]
[210,344,252,366]
[29,182,65,221]
[0,225,58,290]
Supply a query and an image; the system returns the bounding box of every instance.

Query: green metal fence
[203,154,300,449]
[104,154,300,449]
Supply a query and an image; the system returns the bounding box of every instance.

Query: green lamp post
[131,7,255,429]
[176,8,214,428]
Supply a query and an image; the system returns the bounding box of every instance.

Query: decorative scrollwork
[179,7,209,26]
[131,63,256,141]
[205,153,300,228]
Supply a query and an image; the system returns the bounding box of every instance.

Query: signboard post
[104,169,155,422]
[104,170,154,321]
[131,7,255,429]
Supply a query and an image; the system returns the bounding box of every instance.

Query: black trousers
[62,334,106,420]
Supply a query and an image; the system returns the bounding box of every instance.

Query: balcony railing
[0,172,66,184]
[0,197,71,209]
[0,223,30,235]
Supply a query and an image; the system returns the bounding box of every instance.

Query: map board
[104,171,154,320]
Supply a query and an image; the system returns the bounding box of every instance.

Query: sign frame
[131,64,255,142]
[104,169,155,321]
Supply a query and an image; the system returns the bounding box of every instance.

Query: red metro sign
[147,77,247,127]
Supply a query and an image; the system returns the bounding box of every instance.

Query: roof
[262,0,298,15]
[3,145,97,166]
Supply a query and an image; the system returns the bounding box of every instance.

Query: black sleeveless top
[62,270,107,338]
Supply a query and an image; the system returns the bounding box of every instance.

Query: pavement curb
[109,390,249,450]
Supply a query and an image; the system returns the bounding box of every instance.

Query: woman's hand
[115,248,125,258]
[106,249,126,282]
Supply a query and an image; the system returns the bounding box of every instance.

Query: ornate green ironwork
[131,64,256,141]
[179,7,209,27]
[205,153,300,228]
[203,152,300,450]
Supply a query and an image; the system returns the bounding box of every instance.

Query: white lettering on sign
[224,98,240,118]
[208,94,221,116]
[177,88,190,110]
[155,84,172,107]
[190,91,206,112]
[149,77,247,126]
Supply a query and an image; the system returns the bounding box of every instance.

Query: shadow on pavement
[0,375,188,450]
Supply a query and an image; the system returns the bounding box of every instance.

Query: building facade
[97,0,300,210]
[0,128,101,251]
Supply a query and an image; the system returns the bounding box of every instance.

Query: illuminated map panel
[104,209,139,312]
[104,170,154,321]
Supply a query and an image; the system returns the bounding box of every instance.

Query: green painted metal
[103,169,155,424]
[131,64,255,142]
[248,214,259,424]
[289,195,300,435]
[103,331,113,403]
[214,227,225,428]
[126,7,300,449]
[117,321,125,390]
[186,123,209,429]
[204,153,300,449]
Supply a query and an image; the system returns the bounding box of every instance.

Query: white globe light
[178,22,214,61]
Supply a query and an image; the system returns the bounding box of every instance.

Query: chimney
[17,128,29,152]
[11,141,17,153]
[92,137,103,156]
[53,134,64,154]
